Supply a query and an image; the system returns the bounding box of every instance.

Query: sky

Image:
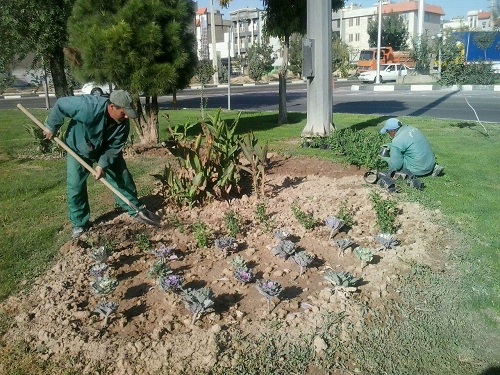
[196,0,492,20]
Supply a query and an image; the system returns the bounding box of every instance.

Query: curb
[350,84,500,92]
[2,82,500,99]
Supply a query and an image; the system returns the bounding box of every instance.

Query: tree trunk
[278,35,290,125]
[47,48,71,98]
[136,96,159,145]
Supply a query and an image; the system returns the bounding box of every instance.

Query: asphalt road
[3,81,499,123]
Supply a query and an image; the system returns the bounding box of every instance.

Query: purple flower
[159,274,184,292]
[233,267,255,284]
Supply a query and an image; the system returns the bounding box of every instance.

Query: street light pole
[375,0,382,84]
[437,32,442,80]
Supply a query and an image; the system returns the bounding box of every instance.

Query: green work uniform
[387,125,436,176]
[45,95,141,228]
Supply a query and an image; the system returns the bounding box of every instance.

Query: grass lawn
[0,107,498,374]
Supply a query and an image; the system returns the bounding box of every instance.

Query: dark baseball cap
[109,90,138,119]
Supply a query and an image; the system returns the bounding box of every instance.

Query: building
[467,10,493,30]
[333,0,445,61]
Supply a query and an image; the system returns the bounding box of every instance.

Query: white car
[358,64,410,83]
[80,82,115,96]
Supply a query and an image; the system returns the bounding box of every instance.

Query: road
[3,81,499,123]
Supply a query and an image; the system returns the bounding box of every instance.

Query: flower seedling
[323,270,360,291]
[215,236,238,258]
[233,267,255,284]
[273,228,290,241]
[271,239,296,259]
[151,242,178,261]
[335,238,355,257]
[89,263,109,279]
[354,247,374,270]
[181,287,215,324]
[231,255,255,284]
[93,301,119,326]
[224,210,242,237]
[91,277,118,297]
[291,204,316,231]
[192,221,212,248]
[158,274,184,293]
[374,233,400,250]
[256,279,283,313]
[92,246,110,263]
[148,260,173,279]
[136,233,152,252]
[290,251,314,277]
[255,203,275,232]
[325,216,344,240]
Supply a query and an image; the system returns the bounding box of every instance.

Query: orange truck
[357,47,415,73]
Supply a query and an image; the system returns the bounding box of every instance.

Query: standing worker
[379,118,443,177]
[44,90,157,239]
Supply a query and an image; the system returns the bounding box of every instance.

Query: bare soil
[0,154,449,374]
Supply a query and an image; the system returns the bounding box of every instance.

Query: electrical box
[302,38,314,79]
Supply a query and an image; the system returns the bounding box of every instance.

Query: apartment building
[333,0,444,61]
[467,10,493,30]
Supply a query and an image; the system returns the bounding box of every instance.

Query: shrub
[369,191,399,234]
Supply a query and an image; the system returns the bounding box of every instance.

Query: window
[356,17,360,26]
[348,34,353,42]
[349,18,353,27]
[336,19,340,28]
[355,33,360,41]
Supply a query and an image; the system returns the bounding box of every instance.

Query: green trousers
[67,154,141,228]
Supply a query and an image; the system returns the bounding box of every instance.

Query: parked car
[357,63,410,83]
[80,82,115,96]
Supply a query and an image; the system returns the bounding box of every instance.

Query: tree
[473,31,497,60]
[247,43,274,81]
[288,36,303,78]
[367,13,409,51]
[68,0,197,144]
[0,0,75,98]
[332,34,351,77]
[410,36,432,73]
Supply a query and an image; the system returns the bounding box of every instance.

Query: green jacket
[45,95,130,169]
[388,125,435,176]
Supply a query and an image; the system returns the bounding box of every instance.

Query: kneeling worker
[379,118,443,177]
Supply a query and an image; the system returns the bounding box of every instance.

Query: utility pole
[375,0,382,84]
[302,0,333,137]
[210,0,219,85]
[418,0,425,37]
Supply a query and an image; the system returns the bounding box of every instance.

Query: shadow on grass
[450,121,489,137]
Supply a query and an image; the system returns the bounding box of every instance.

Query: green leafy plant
[224,210,242,237]
[148,260,172,279]
[290,251,314,277]
[91,277,119,296]
[153,111,244,206]
[336,199,355,228]
[369,191,399,234]
[239,132,268,197]
[354,247,374,270]
[323,270,360,289]
[255,203,275,232]
[320,128,386,170]
[93,301,119,326]
[91,246,110,263]
[374,233,400,250]
[181,287,215,324]
[291,204,316,231]
[192,221,211,248]
[271,239,297,259]
[136,233,152,252]
[334,238,355,257]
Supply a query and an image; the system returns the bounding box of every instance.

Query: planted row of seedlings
[85,196,400,326]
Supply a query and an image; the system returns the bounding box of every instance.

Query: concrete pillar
[302,0,333,137]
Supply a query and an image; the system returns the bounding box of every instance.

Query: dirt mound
[0,156,449,374]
